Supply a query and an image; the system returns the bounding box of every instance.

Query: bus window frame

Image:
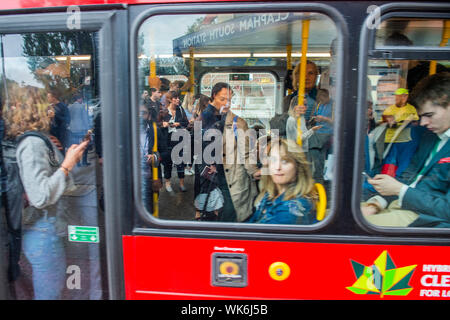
[352,2,450,235]
[130,2,348,234]
[371,11,450,60]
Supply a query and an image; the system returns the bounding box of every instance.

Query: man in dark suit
[362,72,450,228]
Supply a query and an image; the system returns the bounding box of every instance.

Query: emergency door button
[212,253,247,287]
[269,262,291,281]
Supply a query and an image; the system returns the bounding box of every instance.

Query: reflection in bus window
[0,32,106,299]
[361,51,450,228]
[137,12,338,225]
[376,18,450,48]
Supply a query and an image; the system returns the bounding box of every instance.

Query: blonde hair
[182,91,195,113]
[3,88,51,140]
[292,60,318,91]
[256,138,316,203]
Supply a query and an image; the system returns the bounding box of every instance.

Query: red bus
[0,0,449,304]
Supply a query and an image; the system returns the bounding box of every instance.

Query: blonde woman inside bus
[248,138,317,225]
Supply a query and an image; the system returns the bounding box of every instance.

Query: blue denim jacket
[249,192,316,225]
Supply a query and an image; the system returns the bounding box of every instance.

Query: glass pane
[375,18,450,48]
[137,12,338,226]
[0,32,107,299]
[361,58,450,228]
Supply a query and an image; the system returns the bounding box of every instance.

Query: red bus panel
[123,235,450,300]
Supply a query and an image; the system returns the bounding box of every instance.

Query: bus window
[376,18,450,48]
[136,12,338,227]
[200,72,277,129]
[360,16,450,230]
[0,31,106,299]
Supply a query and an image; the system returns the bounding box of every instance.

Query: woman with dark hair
[197,82,259,222]
[159,90,189,192]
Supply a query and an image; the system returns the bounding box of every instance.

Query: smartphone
[362,171,372,179]
[200,165,216,181]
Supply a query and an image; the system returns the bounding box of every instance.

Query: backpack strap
[16,131,59,166]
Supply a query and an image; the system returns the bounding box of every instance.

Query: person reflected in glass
[248,138,317,225]
[3,92,88,299]
[47,90,71,153]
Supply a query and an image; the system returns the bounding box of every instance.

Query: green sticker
[68,225,99,243]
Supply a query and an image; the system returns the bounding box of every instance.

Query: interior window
[375,18,450,48]
[360,17,450,229]
[137,12,338,226]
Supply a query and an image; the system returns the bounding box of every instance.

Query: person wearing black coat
[158,90,188,193]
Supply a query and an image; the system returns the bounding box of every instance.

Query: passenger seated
[361,72,450,228]
[248,138,317,225]
[308,88,333,184]
[363,88,424,200]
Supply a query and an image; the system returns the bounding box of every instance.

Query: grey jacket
[16,135,76,233]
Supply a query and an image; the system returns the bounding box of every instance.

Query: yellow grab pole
[150,56,156,77]
[286,44,292,95]
[296,19,310,147]
[152,122,159,217]
[430,20,450,75]
[190,47,195,95]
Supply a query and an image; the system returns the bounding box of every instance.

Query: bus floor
[157,165,197,221]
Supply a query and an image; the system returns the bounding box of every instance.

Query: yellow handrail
[430,20,450,75]
[296,19,310,147]
[190,46,195,95]
[152,121,159,217]
[315,183,327,221]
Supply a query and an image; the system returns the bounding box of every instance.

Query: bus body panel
[123,235,450,300]
[0,0,242,10]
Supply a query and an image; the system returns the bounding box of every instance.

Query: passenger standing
[145,87,162,116]
[182,92,196,176]
[308,89,334,184]
[140,104,165,212]
[200,82,259,222]
[287,60,318,122]
[67,93,92,166]
[160,90,189,192]
[159,78,171,107]
[47,91,71,152]
[3,96,88,300]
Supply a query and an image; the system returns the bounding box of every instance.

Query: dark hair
[165,90,180,102]
[73,92,83,101]
[149,87,159,95]
[197,94,210,113]
[410,72,450,110]
[211,82,232,100]
[384,32,413,46]
[160,78,170,92]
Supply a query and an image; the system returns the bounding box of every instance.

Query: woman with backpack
[2,97,89,300]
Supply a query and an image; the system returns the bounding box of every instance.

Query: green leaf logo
[347,250,417,297]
